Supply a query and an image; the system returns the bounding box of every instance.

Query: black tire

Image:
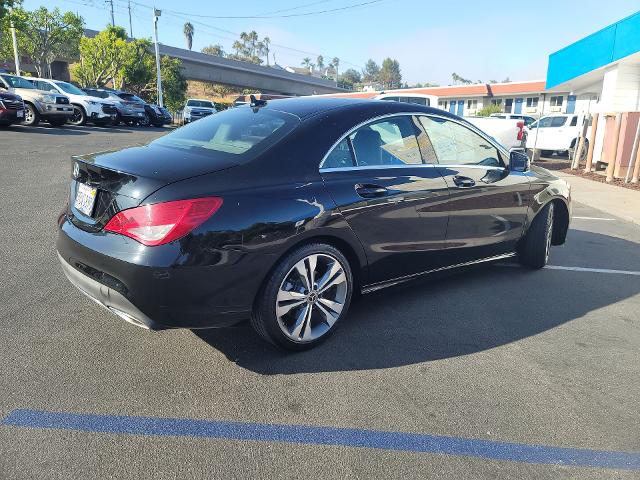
[140,113,150,127]
[48,117,67,127]
[540,150,554,157]
[569,140,589,163]
[250,243,353,351]
[69,105,87,126]
[111,113,121,126]
[519,202,554,269]
[22,103,40,126]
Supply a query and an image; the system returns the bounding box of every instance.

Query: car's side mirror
[509,150,530,172]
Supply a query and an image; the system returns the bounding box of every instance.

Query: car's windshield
[187,100,215,108]
[54,81,86,96]
[153,107,299,158]
[1,74,36,89]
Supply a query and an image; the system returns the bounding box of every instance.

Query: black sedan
[57,98,571,350]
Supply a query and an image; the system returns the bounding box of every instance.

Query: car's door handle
[354,183,388,198]
[453,176,475,188]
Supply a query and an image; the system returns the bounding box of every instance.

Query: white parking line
[497,263,640,276]
[572,216,616,221]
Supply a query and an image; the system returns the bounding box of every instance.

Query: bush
[476,104,503,117]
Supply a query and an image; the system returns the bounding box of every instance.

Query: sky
[22,0,640,85]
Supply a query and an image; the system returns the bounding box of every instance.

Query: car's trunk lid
[68,143,238,232]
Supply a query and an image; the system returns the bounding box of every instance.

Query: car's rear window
[152,106,299,158]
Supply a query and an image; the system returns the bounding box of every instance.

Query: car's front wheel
[519,202,554,269]
[69,105,87,126]
[22,103,39,126]
[251,243,353,350]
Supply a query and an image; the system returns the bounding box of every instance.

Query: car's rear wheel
[111,113,121,126]
[250,243,353,350]
[22,103,39,126]
[519,202,554,269]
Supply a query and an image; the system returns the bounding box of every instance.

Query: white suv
[183,99,217,124]
[28,78,117,126]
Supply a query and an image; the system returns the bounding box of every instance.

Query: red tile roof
[488,81,547,95]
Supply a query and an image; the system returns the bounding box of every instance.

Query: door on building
[504,98,514,113]
[514,98,523,114]
[456,100,464,116]
[449,101,457,114]
[566,95,577,114]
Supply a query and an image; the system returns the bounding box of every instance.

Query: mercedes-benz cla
[57,98,571,350]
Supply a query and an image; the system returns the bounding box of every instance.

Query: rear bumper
[58,252,158,330]
[56,217,273,330]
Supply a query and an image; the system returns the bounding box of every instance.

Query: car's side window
[348,116,423,166]
[419,116,503,168]
[322,138,355,169]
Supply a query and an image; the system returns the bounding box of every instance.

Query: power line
[258,0,335,16]
[161,0,384,19]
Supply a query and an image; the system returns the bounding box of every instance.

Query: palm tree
[316,55,324,73]
[263,36,271,65]
[183,22,194,50]
[301,57,311,72]
[332,57,340,82]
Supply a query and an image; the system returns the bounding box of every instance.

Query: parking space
[0,126,639,478]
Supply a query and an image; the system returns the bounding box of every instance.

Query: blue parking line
[3,409,639,470]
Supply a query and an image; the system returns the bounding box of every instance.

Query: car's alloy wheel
[69,105,86,126]
[22,103,39,126]
[276,253,348,342]
[140,113,150,126]
[251,243,353,350]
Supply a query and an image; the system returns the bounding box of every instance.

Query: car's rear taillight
[104,197,223,246]
[517,121,525,141]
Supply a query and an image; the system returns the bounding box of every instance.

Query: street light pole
[10,11,20,75]
[153,8,163,108]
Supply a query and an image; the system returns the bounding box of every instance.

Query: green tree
[477,103,503,116]
[316,55,324,72]
[154,56,187,111]
[301,57,311,71]
[201,44,224,56]
[12,6,83,77]
[379,58,402,89]
[121,37,155,93]
[262,36,270,65]
[362,59,379,83]
[228,30,265,64]
[0,0,19,21]
[331,56,339,80]
[183,22,194,50]
[70,25,130,87]
[339,68,361,87]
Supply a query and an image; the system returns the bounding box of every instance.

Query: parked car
[0,73,73,126]
[143,103,172,127]
[57,98,571,350]
[525,114,589,160]
[0,90,24,127]
[466,116,527,150]
[183,98,217,124]
[372,94,526,150]
[82,88,146,126]
[27,78,117,126]
[490,113,537,126]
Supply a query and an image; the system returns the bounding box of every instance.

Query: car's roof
[257,96,456,121]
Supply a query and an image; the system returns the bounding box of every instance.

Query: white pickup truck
[465,116,526,151]
[525,114,589,160]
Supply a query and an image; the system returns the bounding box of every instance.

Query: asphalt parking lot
[0,124,639,479]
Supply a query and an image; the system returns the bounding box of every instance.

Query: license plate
[74,183,98,217]
[16,109,24,118]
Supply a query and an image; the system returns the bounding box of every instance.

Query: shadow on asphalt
[4,124,170,135]
[194,230,640,374]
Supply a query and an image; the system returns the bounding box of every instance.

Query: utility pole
[128,0,133,37]
[10,9,20,75]
[153,8,163,107]
[106,0,115,26]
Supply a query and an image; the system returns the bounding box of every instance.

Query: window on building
[491,99,503,106]
[504,98,513,113]
[550,96,564,107]
[526,97,539,108]
[467,99,478,110]
[438,100,448,109]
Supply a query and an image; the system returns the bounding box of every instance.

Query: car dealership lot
[0,126,639,479]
